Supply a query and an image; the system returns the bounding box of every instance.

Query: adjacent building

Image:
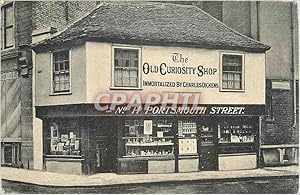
[1,1,97,169]
[32,2,270,175]
[197,1,299,166]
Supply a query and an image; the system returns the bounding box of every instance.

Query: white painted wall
[85,42,265,105]
[35,45,87,106]
[35,42,266,106]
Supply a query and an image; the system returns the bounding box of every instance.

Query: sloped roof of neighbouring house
[32,2,271,53]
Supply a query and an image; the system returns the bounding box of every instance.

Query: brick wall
[15,2,32,46]
[261,80,298,145]
[32,1,97,32]
[1,1,98,169]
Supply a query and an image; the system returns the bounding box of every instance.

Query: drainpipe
[256,1,260,41]
[290,2,297,128]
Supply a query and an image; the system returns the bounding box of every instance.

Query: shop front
[33,2,270,175]
[37,104,263,175]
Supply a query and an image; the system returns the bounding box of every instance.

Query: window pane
[222,54,243,90]
[60,62,64,71]
[65,62,69,71]
[5,27,14,48]
[115,49,122,58]
[5,5,13,26]
[4,145,13,164]
[52,51,70,93]
[115,59,119,67]
[114,49,139,87]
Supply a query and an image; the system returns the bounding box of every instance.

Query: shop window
[48,120,81,156]
[113,47,140,88]
[218,117,258,154]
[122,119,174,157]
[1,3,14,49]
[52,50,71,93]
[221,53,244,91]
[178,120,198,155]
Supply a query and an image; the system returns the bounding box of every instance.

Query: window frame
[111,45,142,90]
[50,49,72,95]
[1,2,15,50]
[1,142,20,166]
[219,52,245,92]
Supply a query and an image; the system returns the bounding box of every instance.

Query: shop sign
[93,92,264,116]
[142,52,219,89]
[36,104,265,118]
[271,81,291,90]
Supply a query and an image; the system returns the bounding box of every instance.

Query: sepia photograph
[0,0,299,194]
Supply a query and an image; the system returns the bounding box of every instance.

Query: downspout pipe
[256,1,260,41]
[290,2,297,128]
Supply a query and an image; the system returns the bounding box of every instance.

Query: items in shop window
[129,126,136,136]
[199,125,214,145]
[219,123,255,143]
[50,123,58,138]
[123,136,174,157]
[230,135,240,143]
[157,131,163,138]
[144,120,153,135]
[182,121,197,134]
[179,138,197,154]
[58,143,64,151]
[69,132,74,139]
[127,148,174,157]
[178,121,183,137]
[60,134,68,142]
[202,126,210,132]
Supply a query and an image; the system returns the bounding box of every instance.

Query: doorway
[91,118,118,173]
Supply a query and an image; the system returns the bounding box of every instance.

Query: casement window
[221,53,244,91]
[52,50,71,93]
[113,48,140,88]
[1,3,14,49]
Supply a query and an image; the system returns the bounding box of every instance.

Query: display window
[178,120,198,155]
[122,119,174,157]
[218,120,256,143]
[217,117,258,154]
[47,120,81,156]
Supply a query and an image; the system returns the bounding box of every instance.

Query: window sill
[49,92,72,96]
[220,89,245,93]
[110,87,143,90]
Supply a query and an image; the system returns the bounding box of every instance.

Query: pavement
[0,166,299,187]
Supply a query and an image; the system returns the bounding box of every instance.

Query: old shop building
[32,2,270,175]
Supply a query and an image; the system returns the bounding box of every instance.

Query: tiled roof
[33,2,271,52]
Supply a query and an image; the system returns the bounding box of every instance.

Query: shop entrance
[91,118,118,173]
[197,118,218,171]
[94,136,111,172]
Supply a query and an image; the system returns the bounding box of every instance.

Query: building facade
[1,1,97,169]
[33,2,270,175]
[192,1,299,166]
